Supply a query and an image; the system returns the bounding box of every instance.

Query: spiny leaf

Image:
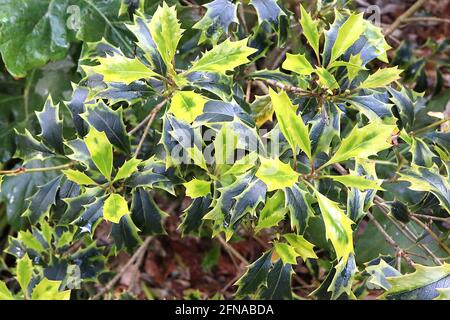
[84,127,113,180]
[149,2,183,74]
[111,215,142,253]
[169,91,207,123]
[179,196,212,236]
[256,190,287,233]
[16,253,33,294]
[299,4,319,57]
[104,193,129,224]
[23,175,62,225]
[0,281,13,300]
[86,54,158,84]
[282,53,314,75]
[359,67,402,89]
[323,175,384,190]
[398,165,450,213]
[283,233,318,260]
[130,188,167,235]
[269,89,311,158]
[188,38,257,75]
[315,67,339,90]
[256,157,299,192]
[31,278,70,300]
[235,250,273,298]
[273,242,299,265]
[260,260,293,300]
[313,188,354,261]
[36,97,64,154]
[82,102,130,154]
[285,184,313,234]
[114,158,142,182]
[324,119,396,167]
[330,13,365,64]
[193,0,238,44]
[63,169,97,186]
[381,264,450,300]
[183,179,211,198]
[328,254,357,299]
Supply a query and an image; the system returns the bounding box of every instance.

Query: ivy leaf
[256,191,287,233]
[130,188,167,235]
[328,254,357,299]
[260,260,293,300]
[104,193,129,224]
[183,179,211,199]
[86,54,159,84]
[399,165,450,213]
[179,196,212,236]
[84,127,113,180]
[31,278,70,300]
[359,67,402,89]
[256,157,299,192]
[269,89,311,158]
[82,102,130,154]
[299,4,319,57]
[282,53,314,76]
[114,158,141,182]
[323,175,383,190]
[62,169,97,186]
[0,0,70,77]
[193,0,238,44]
[329,13,365,64]
[149,2,183,74]
[285,184,313,234]
[283,233,318,261]
[188,38,257,75]
[16,253,33,294]
[381,264,450,300]
[273,242,299,265]
[313,188,354,261]
[324,119,396,167]
[169,91,207,123]
[235,250,273,298]
[23,175,63,225]
[35,97,64,154]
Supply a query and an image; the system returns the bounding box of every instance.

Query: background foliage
[0,0,449,300]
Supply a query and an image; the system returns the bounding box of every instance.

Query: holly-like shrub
[0,0,449,300]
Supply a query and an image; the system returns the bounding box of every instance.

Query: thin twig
[410,216,450,255]
[384,0,428,36]
[262,79,320,97]
[411,213,450,222]
[132,99,167,157]
[91,237,152,300]
[217,235,249,265]
[367,212,414,267]
[403,17,450,25]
